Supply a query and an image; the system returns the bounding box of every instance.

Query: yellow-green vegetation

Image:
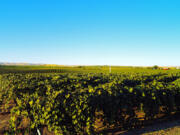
[0,66,180,134]
[0,65,179,74]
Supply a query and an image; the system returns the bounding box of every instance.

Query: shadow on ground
[103,116,180,135]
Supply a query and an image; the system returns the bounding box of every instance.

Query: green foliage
[152,65,159,69]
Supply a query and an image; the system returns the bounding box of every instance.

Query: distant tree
[153,65,159,69]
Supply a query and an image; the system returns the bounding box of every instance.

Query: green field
[0,65,180,134]
[0,65,178,73]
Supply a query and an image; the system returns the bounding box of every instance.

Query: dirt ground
[106,117,180,135]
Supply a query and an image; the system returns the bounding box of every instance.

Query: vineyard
[0,66,180,134]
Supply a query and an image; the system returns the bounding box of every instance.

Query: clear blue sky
[0,0,180,66]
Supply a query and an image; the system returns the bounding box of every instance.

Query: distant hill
[0,62,44,66]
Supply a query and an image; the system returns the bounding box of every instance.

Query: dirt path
[107,117,180,135]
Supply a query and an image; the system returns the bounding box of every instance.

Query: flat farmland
[0,66,180,135]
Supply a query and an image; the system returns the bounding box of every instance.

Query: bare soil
[105,115,180,135]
